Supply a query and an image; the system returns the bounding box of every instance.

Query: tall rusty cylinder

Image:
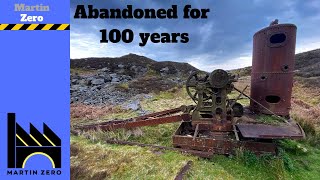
[250,23,297,116]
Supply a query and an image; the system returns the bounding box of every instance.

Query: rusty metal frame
[79,114,191,131]
[74,105,304,156]
[172,122,277,155]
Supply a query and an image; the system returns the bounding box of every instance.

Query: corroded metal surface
[77,113,191,131]
[174,161,193,180]
[250,23,297,116]
[173,132,277,155]
[172,136,278,155]
[236,123,304,139]
[186,69,241,125]
[75,106,194,131]
[173,122,277,155]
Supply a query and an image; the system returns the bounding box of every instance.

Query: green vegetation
[256,114,283,125]
[115,83,129,91]
[228,90,250,106]
[128,123,180,146]
[141,87,195,112]
[145,65,160,77]
[71,135,320,179]
[71,82,320,179]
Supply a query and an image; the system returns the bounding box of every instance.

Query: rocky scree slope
[70,54,198,106]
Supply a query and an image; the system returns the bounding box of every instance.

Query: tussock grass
[115,83,129,91]
[128,123,180,146]
[71,136,197,180]
[71,104,139,126]
[255,114,283,125]
[71,104,120,120]
[292,82,320,106]
[141,87,195,112]
[71,79,320,179]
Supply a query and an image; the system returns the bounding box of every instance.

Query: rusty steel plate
[250,23,297,116]
[172,135,277,155]
[236,123,304,139]
[79,114,191,131]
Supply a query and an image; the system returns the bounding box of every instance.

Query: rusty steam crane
[74,21,305,157]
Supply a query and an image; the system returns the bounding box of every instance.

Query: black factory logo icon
[7,113,61,168]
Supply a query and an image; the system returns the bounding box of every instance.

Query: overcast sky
[70,0,320,71]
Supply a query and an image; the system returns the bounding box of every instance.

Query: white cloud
[186,53,251,71]
[70,1,319,71]
[186,36,320,72]
[70,31,147,59]
[199,22,214,44]
[296,38,320,53]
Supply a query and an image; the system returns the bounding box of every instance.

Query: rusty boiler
[250,22,297,116]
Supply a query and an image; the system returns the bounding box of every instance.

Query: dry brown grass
[234,76,251,95]
[292,99,320,117]
[290,79,320,132]
[292,80,320,106]
[291,101,320,128]
[71,104,125,120]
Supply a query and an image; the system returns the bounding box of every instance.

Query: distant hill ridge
[230,49,320,77]
[71,49,320,78]
[71,53,198,76]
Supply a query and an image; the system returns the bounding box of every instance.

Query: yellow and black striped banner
[0,24,70,30]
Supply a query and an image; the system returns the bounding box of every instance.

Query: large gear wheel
[186,71,212,102]
[209,69,229,88]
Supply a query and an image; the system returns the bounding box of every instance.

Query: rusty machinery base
[173,122,277,155]
[172,113,304,156]
[74,107,304,157]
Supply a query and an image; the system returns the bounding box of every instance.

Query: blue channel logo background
[0,0,70,179]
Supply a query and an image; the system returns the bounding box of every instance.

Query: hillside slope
[70,49,320,180]
[230,49,320,78]
[71,53,198,77]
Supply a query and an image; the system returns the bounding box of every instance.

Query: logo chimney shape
[7,113,61,168]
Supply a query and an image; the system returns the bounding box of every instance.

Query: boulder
[122,100,141,111]
[111,77,120,83]
[118,64,125,68]
[160,67,170,76]
[71,79,78,85]
[91,78,105,85]
[160,67,170,72]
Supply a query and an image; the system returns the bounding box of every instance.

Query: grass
[128,123,180,146]
[115,83,129,91]
[228,90,250,106]
[292,81,320,106]
[70,104,139,126]
[71,136,198,180]
[71,79,320,179]
[255,114,283,125]
[71,136,320,180]
[141,87,195,112]
[145,65,160,77]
